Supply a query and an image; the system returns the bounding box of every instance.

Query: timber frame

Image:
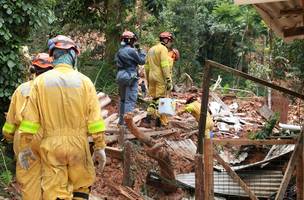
[196,60,304,200]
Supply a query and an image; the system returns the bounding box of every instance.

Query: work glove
[165,78,173,91]
[93,148,106,171]
[18,147,36,170]
[2,132,14,143]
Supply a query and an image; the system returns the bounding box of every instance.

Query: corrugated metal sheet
[176,170,283,198]
[235,0,304,41]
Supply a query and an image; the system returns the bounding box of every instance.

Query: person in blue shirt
[115,31,146,125]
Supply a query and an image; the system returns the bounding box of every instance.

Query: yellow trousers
[40,135,95,200]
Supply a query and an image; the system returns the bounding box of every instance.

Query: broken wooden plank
[107,182,144,200]
[206,60,304,100]
[275,130,303,200]
[98,92,111,108]
[104,113,118,125]
[212,138,296,146]
[105,146,123,160]
[133,111,147,123]
[214,151,259,200]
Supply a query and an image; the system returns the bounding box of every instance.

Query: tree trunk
[104,0,123,65]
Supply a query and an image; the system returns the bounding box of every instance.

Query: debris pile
[92,89,303,199]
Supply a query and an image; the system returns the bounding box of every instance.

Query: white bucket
[158,98,176,116]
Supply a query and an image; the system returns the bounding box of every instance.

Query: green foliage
[0,0,52,125]
[77,50,117,94]
[0,146,14,187]
[272,39,304,93]
[250,113,279,140]
[155,0,267,85]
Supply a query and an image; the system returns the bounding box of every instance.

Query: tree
[0,0,52,124]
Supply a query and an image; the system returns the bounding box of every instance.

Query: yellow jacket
[19,64,106,148]
[2,80,32,140]
[145,43,171,84]
[185,101,214,138]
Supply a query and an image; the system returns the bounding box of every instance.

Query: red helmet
[159,32,173,41]
[48,35,80,56]
[32,53,53,69]
[121,31,137,41]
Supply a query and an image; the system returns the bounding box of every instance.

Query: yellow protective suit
[19,64,106,200]
[145,43,171,126]
[2,80,43,200]
[145,43,171,98]
[184,101,214,138]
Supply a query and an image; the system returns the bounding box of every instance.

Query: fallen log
[105,128,178,145]
[124,112,177,193]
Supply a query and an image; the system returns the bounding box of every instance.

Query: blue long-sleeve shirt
[115,45,146,73]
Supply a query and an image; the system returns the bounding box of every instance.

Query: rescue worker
[18,35,107,200]
[168,48,180,79]
[144,32,174,127]
[178,95,214,138]
[115,31,146,126]
[2,53,53,200]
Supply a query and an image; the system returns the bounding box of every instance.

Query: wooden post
[118,125,127,147]
[197,61,211,154]
[204,139,214,199]
[214,151,259,200]
[195,154,204,200]
[297,129,303,200]
[275,131,303,200]
[122,141,133,187]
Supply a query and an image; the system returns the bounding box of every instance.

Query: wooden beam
[280,8,304,16]
[296,128,303,200]
[234,0,288,5]
[195,154,204,200]
[297,140,303,200]
[283,26,304,38]
[212,139,297,146]
[275,131,303,200]
[204,139,214,199]
[214,151,259,200]
[206,60,304,99]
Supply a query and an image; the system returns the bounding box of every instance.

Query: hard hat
[159,32,173,41]
[31,53,53,69]
[48,35,80,56]
[121,31,137,41]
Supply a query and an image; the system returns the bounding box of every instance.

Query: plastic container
[158,98,176,116]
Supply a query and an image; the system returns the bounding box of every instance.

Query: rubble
[91,90,303,199]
